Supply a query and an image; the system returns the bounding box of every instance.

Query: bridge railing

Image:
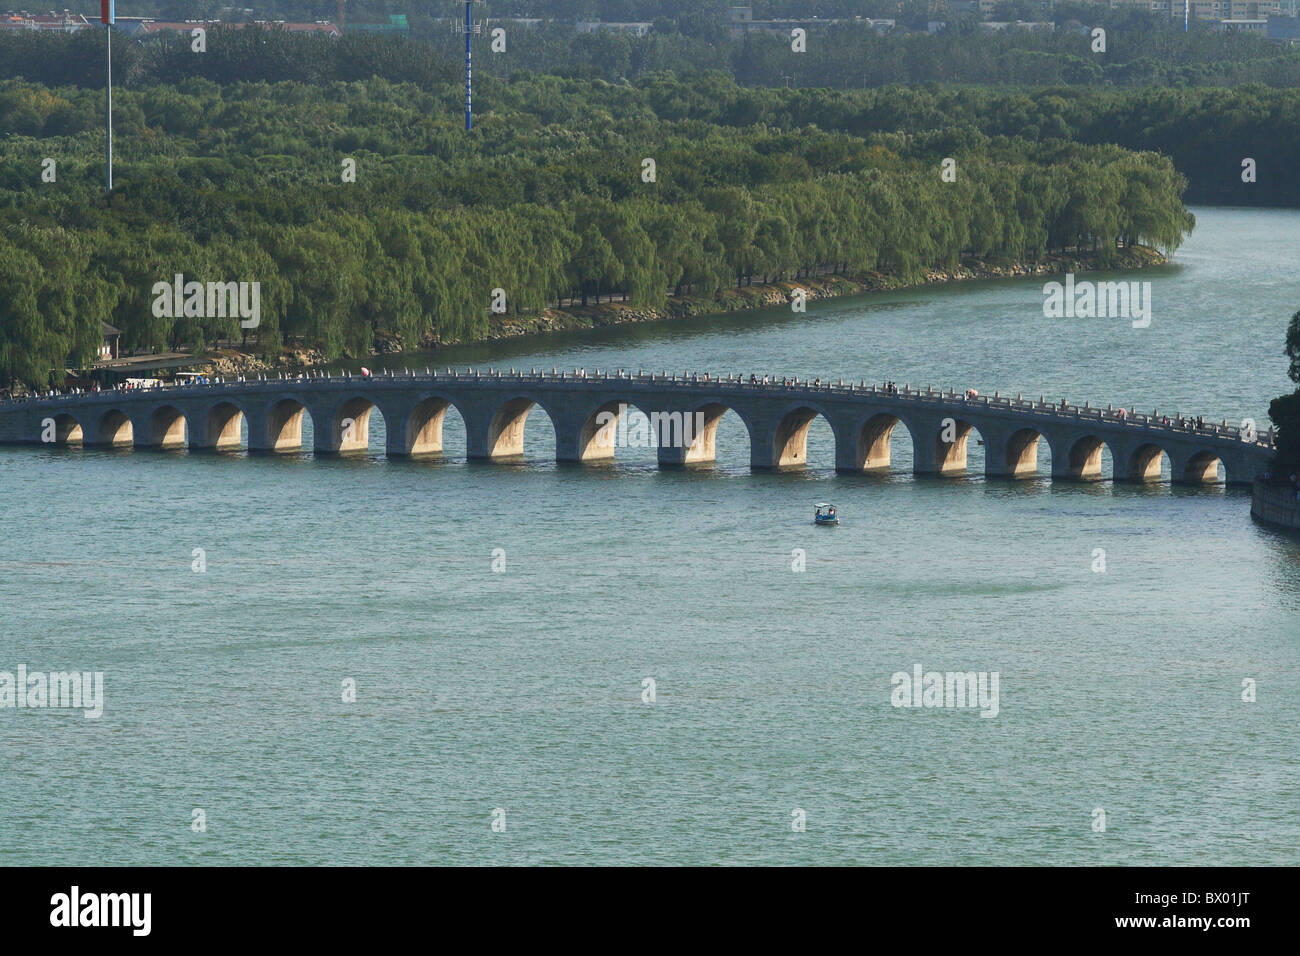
[1,366,1275,450]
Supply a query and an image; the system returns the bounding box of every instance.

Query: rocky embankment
[194,346,329,377]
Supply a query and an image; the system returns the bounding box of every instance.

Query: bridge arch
[398,394,468,458]
[46,412,84,446]
[1125,442,1169,483]
[202,400,247,451]
[485,394,557,460]
[999,427,1052,479]
[322,395,393,455]
[573,398,663,463]
[853,411,916,472]
[94,408,134,448]
[1059,434,1113,482]
[145,405,188,450]
[930,417,987,477]
[768,403,839,469]
[1181,449,1225,485]
[653,401,755,467]
[261,397,314,453]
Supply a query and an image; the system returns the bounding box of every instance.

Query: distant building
[119,20,218,38]
[1266,14,1300,41]
[0,12,93,32]
[100,322,122,362]
[1109,0,1281,20]
[270,21,344,37]
[978,20,1056,31]
[434,14,547,34]
[928,0,1288,24]
[576,21,653,37]
[724,5,857,34]
[109,17,158,36]
[1111,0,1175,13]
[348,14,409,36]
[130,20,342,39]
[1208,0,1280,17]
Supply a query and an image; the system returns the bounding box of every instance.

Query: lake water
[1,206,1297,865]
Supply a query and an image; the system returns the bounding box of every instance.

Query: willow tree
[0,238,47,388]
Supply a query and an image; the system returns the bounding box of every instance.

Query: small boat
[814,502,839,526]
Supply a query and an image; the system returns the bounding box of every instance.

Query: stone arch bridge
[0,368,1274,485]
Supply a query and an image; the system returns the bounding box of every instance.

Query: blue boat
[814,502,839,526]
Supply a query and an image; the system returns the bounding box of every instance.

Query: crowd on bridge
[3,374,241,403]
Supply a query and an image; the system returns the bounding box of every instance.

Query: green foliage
[1267,310,1300,474]
[8,9,1300,94]
[1268,390,1300,477]
[0,71,1193,387]
[1286,309,1300,385]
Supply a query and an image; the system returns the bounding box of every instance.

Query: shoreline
[170,246,1169,378]
[453,246,1168,348]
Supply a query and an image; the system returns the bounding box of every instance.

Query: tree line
[5,11,1300,93]
[0,72,1193,387]
[5,25,1300,208]
[6,55,1291,204]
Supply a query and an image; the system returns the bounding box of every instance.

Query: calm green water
[2,206,1297,865]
